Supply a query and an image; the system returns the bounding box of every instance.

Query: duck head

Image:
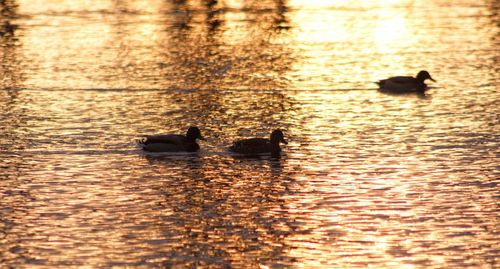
[186,126,205,141]
[270,129,288,145]
[416,70,436,82]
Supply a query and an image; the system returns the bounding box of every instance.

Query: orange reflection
[1,0,498,268]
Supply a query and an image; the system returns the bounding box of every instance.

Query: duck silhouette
[229,129,288,156]
[140,127,204,152]
[377,70,436,93]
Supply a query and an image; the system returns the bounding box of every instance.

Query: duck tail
[136,138,146,146]
[228,141,240,153]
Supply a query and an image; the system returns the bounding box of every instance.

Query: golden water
[1,0,499,268]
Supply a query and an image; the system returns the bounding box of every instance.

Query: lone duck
[229,129,288,156]
[377,70,436,93]
[140,126,204,152]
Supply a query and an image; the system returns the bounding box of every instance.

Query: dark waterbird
[376,70,436,93]
[229,129,288,156]
[140,127,204,152]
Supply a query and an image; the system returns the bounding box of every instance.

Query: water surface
[1,0,499,268]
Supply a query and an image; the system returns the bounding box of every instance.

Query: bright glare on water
[0,0,499,268]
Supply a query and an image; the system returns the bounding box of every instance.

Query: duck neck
[186,134,198,143]
[416,77,426,84]
[270,138,281,154]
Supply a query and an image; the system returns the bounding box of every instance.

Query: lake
[0,0,498,268]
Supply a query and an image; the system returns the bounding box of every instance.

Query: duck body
[229,129,287,156]
[140,127,203,152]
[377,70,435,93]
[230,138,277,154]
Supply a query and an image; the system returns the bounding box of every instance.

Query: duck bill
[199,135,206,141]
[281,138,288,144]
[429,77,436,82]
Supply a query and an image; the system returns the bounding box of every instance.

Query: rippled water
[1,0,499,268]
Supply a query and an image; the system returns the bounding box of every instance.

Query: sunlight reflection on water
[0,0,499,268]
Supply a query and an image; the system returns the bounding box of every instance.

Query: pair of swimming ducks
[139,70,435,153]
[140,127,287,155]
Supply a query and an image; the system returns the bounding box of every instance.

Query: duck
[229,129,288,156]
[376,70,436,93]
[139,126,204,152]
